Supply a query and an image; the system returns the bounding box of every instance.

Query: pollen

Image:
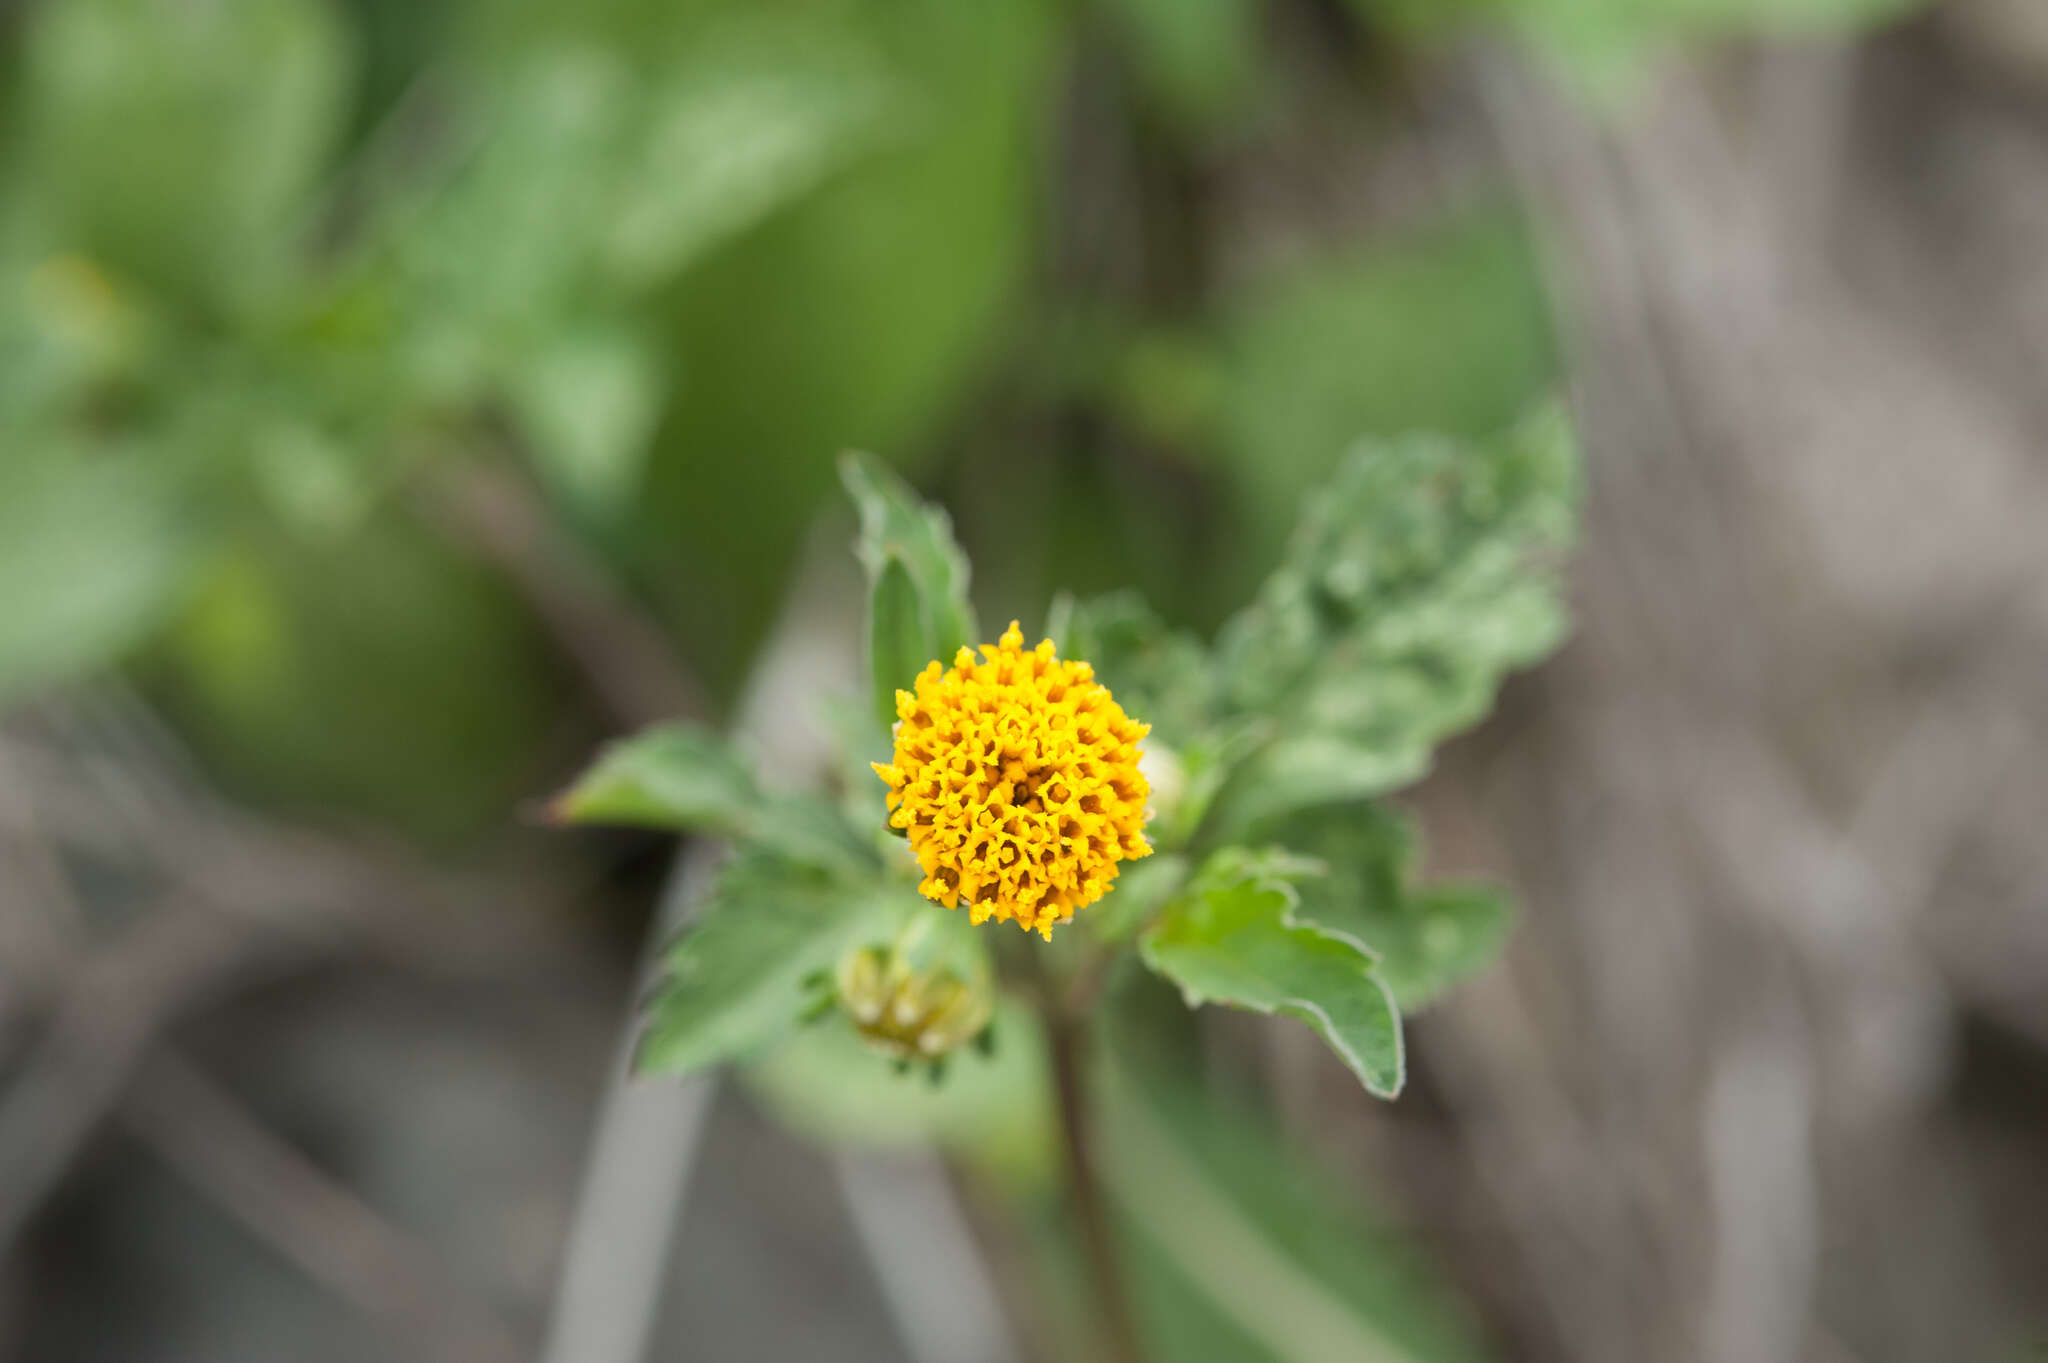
[872,622,1152,939]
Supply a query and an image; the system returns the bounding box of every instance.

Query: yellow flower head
[872,622,1152,938]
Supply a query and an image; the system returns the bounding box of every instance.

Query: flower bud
[833,914,995,1063]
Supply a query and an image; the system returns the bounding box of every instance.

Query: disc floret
[872,622,1152,938]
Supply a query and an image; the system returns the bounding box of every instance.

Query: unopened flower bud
[833,915,995,1063]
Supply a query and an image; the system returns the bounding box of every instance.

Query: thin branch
[0,907,273,1249]
[121,1050,528,1363]
[424,459,708,730]
[0,698,580,1254]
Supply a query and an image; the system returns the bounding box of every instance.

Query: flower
[872,622,1152,938]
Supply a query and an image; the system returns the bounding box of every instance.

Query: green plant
[553,415,1578,1359]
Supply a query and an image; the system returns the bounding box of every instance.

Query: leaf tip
[541,787,587,826]
[838,448,886,498]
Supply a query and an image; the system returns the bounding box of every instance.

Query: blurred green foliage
[164,526,555,838]
[0,0,1934,1355]
[1215,216,1557,589]
[0,0,1923,835]
[21,0,354,310]
[0,0,1052,835]
[1373,0,1921,89]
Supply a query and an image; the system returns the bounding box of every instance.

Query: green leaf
[1395,885,1511,1007]
[1140,849,1403,1097]
[841,451,978,701]
[375,48,634,406]
[507,320,665,519]
[1104,1058,1485,1363]
[0,447,199,707]
[868,555,932,731]
[638,850,902,1075]
[550,722,759,832]
[160,519,557,841]
[1101,0,1258,130]
[1207,406,1578,837]
[602,20,903,288]
[1217,735,1430,836]
[1276,804,1513,1012]
[1159,723,1268,851]
[23,0,354,307]
[551,721,875,873]
[247,420,379,538]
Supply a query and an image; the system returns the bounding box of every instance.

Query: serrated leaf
[841,451,977,694]
[868,554,932,731]
[1276,803,1513,1012]
[551,721,874,872]
[1140,849,1403,1097]
[1207,407,1578,838]
[638,850,901,1075]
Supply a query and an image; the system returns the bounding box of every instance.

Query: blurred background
[3,0,2047,1360]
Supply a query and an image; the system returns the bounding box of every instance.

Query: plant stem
[1035,957,1147,1363]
